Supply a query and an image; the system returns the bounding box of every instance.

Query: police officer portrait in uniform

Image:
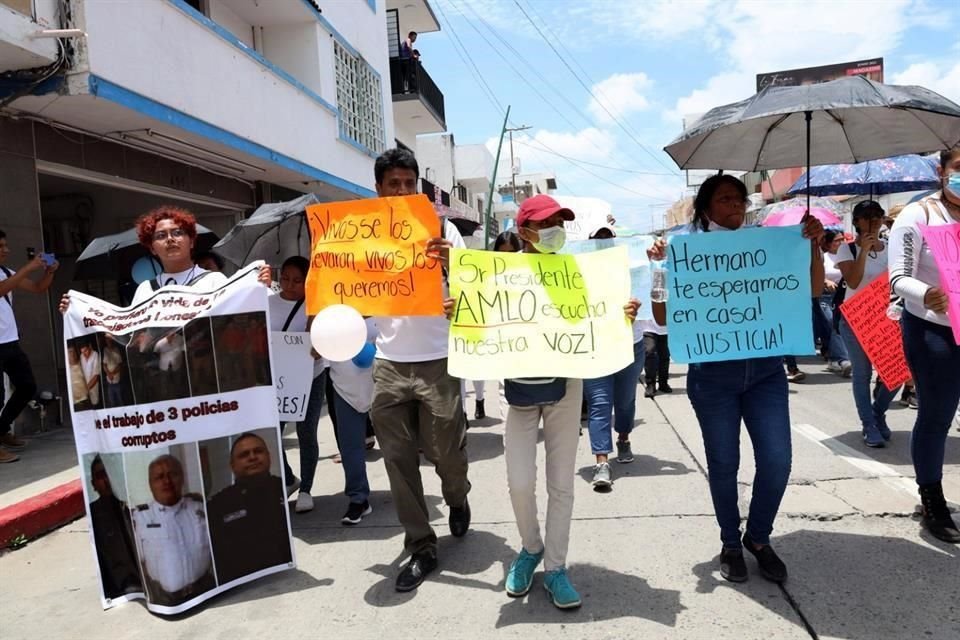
[87,455,143,599]
[207,432,293,585]
[131,454,215,606]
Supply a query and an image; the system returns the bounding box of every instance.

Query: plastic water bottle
[651,265,668,303]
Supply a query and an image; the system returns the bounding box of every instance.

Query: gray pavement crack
[651,398,708,477]
[779,583,820,640]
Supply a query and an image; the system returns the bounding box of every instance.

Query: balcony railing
[389,57,446,126]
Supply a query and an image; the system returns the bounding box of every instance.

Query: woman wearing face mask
[835,201,901,448]
[682,175,823,584]
[495,195,640,609]
[888,146,960,544]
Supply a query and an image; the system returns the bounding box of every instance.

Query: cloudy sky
[421,0,960,231]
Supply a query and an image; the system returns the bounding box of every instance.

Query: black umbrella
[663,76,960,213]
[212,193,320,268]
[73,224,219,281]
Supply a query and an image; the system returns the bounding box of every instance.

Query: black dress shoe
[743,532,788,583]
[395,550,438,592]
[644,383,656,398]
[719,547,747,583]
[658,381,673,393]
[449,498,471,537]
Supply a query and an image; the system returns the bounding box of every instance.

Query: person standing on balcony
[400,31,419,92]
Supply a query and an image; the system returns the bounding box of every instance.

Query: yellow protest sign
[447,247,634,379]
[304,195,443,316]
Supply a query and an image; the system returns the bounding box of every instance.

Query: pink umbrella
[761,206,841,227]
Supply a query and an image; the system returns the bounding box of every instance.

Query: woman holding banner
[835,201,901,448]
[683,175,823,584]
[889,147,960,544]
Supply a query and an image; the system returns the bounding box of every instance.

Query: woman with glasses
[835,201,901,449]
[681,175,823,584]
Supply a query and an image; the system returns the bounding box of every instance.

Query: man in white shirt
[0,229,59,463]
[79,342,102,408]
[368,149,471,592]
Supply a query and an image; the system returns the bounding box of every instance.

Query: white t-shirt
[329,319,378,414]
[376,220,465,363]
[102,347,123,384]
[637,318,668,337]
[0,267,18,344]
[268,291,326,377]
[835,241,888,302]
[823,252,843,285]
[81,351,101,405]
[890,193,957,327]
[131,266,228,306]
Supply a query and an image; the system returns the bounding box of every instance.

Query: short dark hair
[692,174,748,231]
[375,148,419,185]
[90,454,104,476]
[494,231,521,252]
[230,432,266,458]
[195,250,224,270]
[852,200,884,220]
[408,31,417,38]
[281,255,310,278]
[0,229,5,241]
[940,146,960,169]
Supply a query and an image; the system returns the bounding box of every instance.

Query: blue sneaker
[505,548,543,596]
[875,414,892,441]
[863,424,885,448]
[543,567,582,609]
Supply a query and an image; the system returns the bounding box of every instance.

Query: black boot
[918,483,960,544]
[474,399,485,420]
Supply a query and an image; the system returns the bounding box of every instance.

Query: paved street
[2,357,959,640]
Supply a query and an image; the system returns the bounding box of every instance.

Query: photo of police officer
[202,429,293,585]
[83,453,144,601]
[125,446,216,607]
[211,312,271,393]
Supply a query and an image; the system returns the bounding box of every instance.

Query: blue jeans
[839,318,899,430]
[816,294,848,363]
[902,312,960,485]
[283,370,327,493]
[106,381,125,407]
[332,387,371,504]
[687,356,792,548]
[584,340,643,455]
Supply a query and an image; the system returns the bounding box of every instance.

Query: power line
[511,0,681,176]
[514,140,678,174]
[432,0,505,115]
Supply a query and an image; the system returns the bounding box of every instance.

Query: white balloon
[310,304,367,362]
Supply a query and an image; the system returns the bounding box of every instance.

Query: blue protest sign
[562,235,654,320]
[666,226,813,363]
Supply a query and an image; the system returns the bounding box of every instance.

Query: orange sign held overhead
[305,195,443,317]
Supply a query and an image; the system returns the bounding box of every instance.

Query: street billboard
[757,58,884,91]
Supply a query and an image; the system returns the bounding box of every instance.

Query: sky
[418,0,960,232]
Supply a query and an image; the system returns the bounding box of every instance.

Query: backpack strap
[281,299,304,332]
[1,266,12,308]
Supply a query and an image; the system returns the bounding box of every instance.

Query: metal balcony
[389,57,446,134]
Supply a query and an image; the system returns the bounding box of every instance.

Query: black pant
[643,333,670,386]
[0,341,37,435]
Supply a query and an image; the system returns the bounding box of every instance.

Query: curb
[0,479,84,547]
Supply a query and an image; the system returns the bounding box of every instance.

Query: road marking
[791,423,917,498]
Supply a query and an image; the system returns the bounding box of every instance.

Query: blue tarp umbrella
[786,154,940,197]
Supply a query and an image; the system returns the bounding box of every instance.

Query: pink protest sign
[919,222,960,345]
[839,273,911,391]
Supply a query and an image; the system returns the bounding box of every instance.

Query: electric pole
[506,124,532,206]
[484,106,511,250]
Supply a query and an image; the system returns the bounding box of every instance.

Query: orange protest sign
[304,195,443,317]
[839,273,911,391]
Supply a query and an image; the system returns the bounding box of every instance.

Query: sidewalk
[0,427,84,547]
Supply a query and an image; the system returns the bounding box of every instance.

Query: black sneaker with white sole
[342,501,372,525]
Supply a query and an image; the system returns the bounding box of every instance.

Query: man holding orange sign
[307,149,471,593]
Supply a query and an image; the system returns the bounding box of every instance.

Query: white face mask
[531,226,566,253]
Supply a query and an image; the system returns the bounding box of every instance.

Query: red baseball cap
[516,194,575,227]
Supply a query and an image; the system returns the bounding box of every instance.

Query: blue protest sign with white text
[666,226,813,363]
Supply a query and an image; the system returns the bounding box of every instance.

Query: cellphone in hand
[40,252,56,267]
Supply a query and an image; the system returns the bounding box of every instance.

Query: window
[334,41,385,156]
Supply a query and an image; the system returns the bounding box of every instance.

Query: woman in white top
[888,147,960,544]
[268,256,327,514]
[835,201,901,448]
